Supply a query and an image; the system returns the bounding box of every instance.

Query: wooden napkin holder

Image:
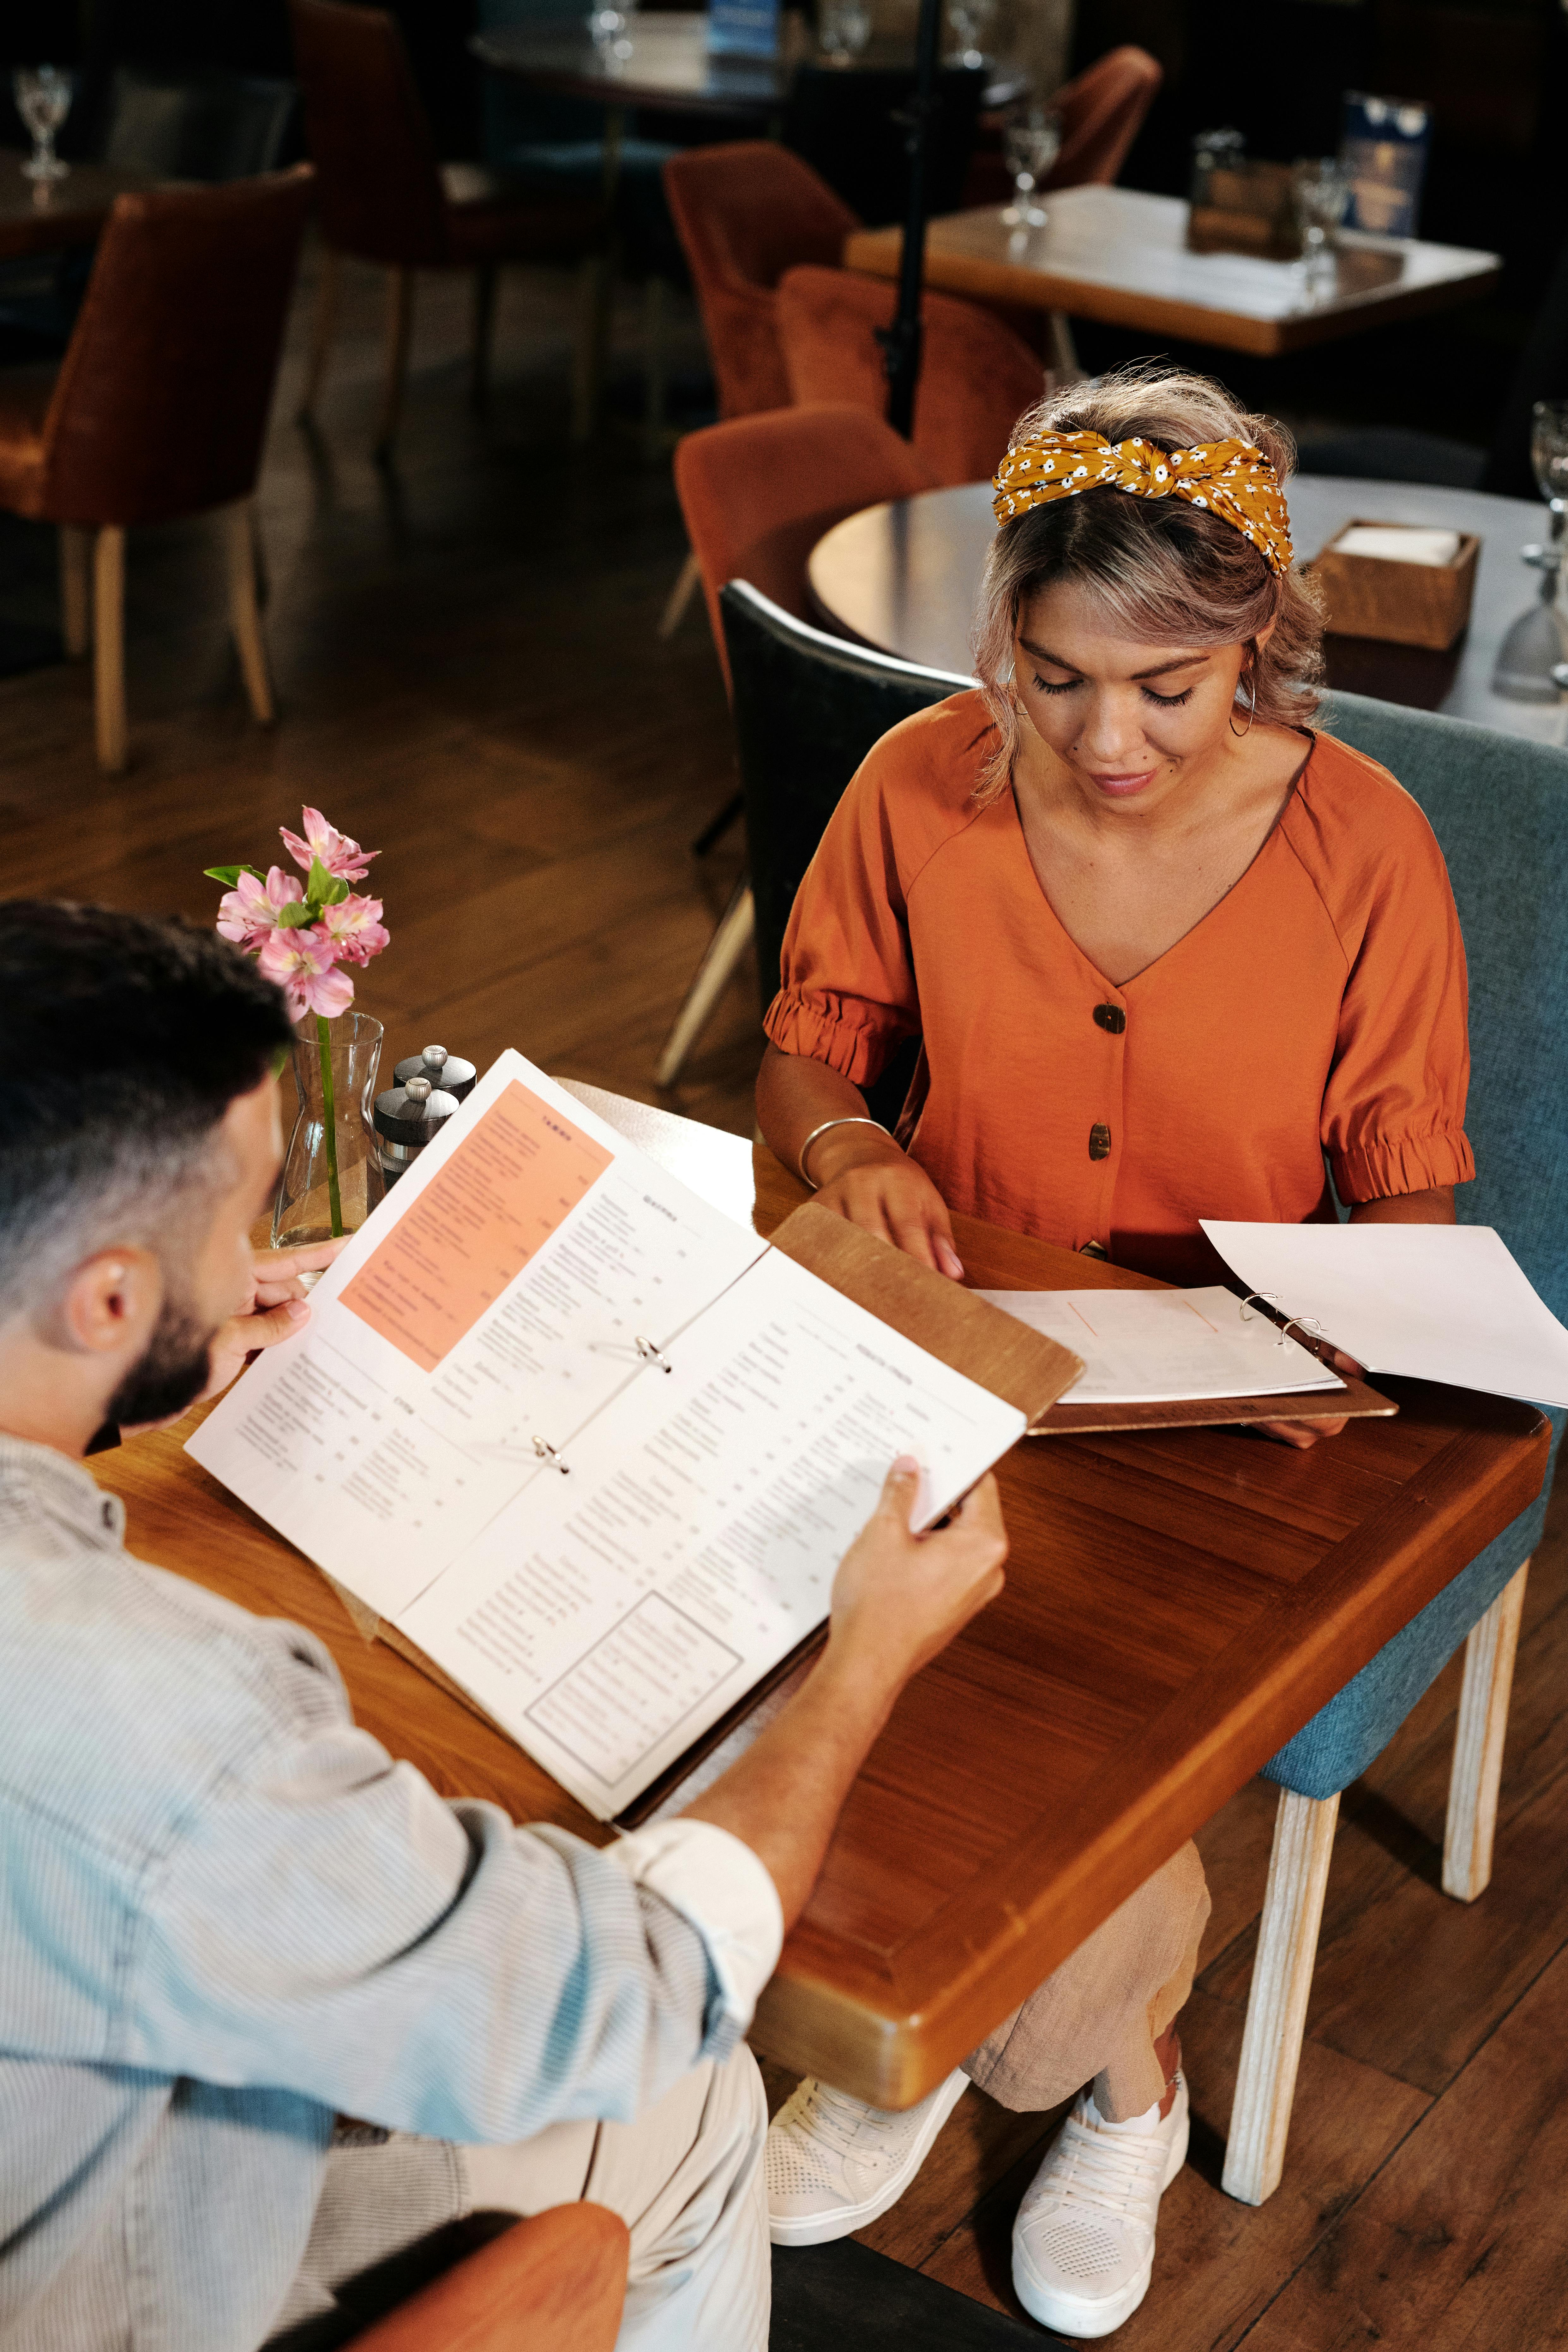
[1306,520,1480,651]
[1187,161,1302,261]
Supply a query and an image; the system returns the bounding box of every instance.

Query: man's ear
[50,1248,164,1359]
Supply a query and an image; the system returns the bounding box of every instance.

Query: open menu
[189,1053,1073,1820]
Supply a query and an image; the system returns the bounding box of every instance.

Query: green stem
[317,1013,344,1237]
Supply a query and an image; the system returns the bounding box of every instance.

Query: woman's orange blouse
[764,692,1474,1285]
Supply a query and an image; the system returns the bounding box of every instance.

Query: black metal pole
[878,0,943,437]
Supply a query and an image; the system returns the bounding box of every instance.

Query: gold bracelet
[798,1115,886,1191]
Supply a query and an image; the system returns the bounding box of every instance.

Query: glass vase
[273,1011,385,1248]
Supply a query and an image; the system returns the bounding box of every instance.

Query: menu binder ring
[1281,1313,1328,1353]
[635,1336,673,1374]
[532,1437,570,1474]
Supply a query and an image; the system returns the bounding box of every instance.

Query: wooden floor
[4,250,1565,2348]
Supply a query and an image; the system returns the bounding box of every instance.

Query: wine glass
[1002,107,1061,229]
[1292,157,1349,285]
[818,0,872,65]
[1492,398,1568,700]
[945,0,995,69]
[13,65,75,184]
[1530,399,1568,544]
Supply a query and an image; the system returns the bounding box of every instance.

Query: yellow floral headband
[992,429,1293,574]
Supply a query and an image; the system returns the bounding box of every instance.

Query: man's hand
[827,1458,1007,1683]
[198,1241,349,1404]
[811,1129,966,1281]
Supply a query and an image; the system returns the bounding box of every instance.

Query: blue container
[1339,90,1431,238]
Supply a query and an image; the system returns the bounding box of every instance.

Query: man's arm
[683,1459,1006,1923]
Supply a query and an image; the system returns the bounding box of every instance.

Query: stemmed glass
[1002,106,1061,229]
[945,0,995,69]
[1493,398,1568,700]
[1292,157,1349,286]
[818,0,872,65]
[587,0,637,60]
[13,65,75,183]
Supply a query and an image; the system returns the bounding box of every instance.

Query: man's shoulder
[0,1520,348,1869]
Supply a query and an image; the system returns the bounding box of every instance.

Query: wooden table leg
[93,526,127,773]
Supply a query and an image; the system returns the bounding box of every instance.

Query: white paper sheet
[1331,524,1461,567]
[974,1284,1342,1405]
[400,1247,1024,1818]
[188,1051,767,1618]
[1200,1222,1568,1408]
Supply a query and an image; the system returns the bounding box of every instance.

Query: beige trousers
[963,1839,1211,2121]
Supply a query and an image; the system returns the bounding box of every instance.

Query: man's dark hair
[0,902,292,1316]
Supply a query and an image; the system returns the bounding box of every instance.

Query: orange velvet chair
[965,45,1163,209]
[351,2203,628,2349]
[776,265,1045,488]
[656,404,934,1083]
[0,166,314,773]
[662,142,861,421]
[289,0,601,456]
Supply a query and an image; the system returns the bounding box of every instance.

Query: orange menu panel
[340,1080,613,1373]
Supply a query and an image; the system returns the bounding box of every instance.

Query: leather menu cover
[766,1201,1084,1423]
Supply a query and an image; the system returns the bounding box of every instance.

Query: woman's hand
[810,1127,965,1279]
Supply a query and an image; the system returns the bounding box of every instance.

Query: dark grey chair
[719,579,970,1125]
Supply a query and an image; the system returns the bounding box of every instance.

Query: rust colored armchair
[350,2204,628,2350]
[656,404,934,1085]
[776,265,1045,488]
[0,166,314,773]
[289,0,600,455]
[662,142,860,422]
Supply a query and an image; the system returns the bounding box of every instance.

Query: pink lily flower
[279,806,379,882]
[315,893,390,967]
[216,865,303,950]
[258,926,357,1022]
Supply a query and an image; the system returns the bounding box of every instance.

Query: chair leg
[298,245,340,421]
[58,525,90,658]
[692,788,743,858]
[1046,310,1085,385]
[93,526,127,773]
[659,546,701,640]
[1443,1559,1530,1902]
[375,265,414,460]
[655,879,755,1087]
[226,502,275,726]
[472,261,499,414]
[1222,1787,1339,2208]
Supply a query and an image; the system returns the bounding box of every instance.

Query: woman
[759,367,1471,2336]
[758,366,1469,1304]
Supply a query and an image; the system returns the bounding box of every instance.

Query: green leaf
[306,856,350,908]
[204,864,265,888]
[275,900,317,929]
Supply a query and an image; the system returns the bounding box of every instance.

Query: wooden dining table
[92,1085,1549,2110]
[843,184,1502,359]
[808,474,1568,750]
[0,149,156,261]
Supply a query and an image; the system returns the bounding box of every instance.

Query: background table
[93,1091,1548,2109]
[843,186,1501,359]
[472,11,806,123]
[808,475,1568,748]
[0,150,155,260]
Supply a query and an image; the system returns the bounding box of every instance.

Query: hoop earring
[1230,666,1257,738]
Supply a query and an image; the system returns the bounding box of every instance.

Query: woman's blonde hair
[971,363,1324,802]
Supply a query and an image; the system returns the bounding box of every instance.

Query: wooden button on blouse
[1093,1003,1126,1033]
[1089,1123,1112,1160]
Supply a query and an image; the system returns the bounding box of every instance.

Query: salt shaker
[393,1043,476,1104]
[371,1074,459,1189]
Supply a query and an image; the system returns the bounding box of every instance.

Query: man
[0,901,1007,2352]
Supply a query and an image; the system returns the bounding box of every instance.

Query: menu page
[187,1052,766,1618]
[398,1246,1026,1819]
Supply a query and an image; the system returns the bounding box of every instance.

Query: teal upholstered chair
[1223,691,1568,2204]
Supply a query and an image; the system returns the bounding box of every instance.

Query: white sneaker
[1011,2074,1189,2338]
[765,2068,970,2246]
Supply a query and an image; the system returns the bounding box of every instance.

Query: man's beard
[105,1291,217,1429]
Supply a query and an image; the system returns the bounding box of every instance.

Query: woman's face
[1012,579,1256,815]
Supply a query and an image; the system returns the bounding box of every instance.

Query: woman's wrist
[808,1123,907,1189]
